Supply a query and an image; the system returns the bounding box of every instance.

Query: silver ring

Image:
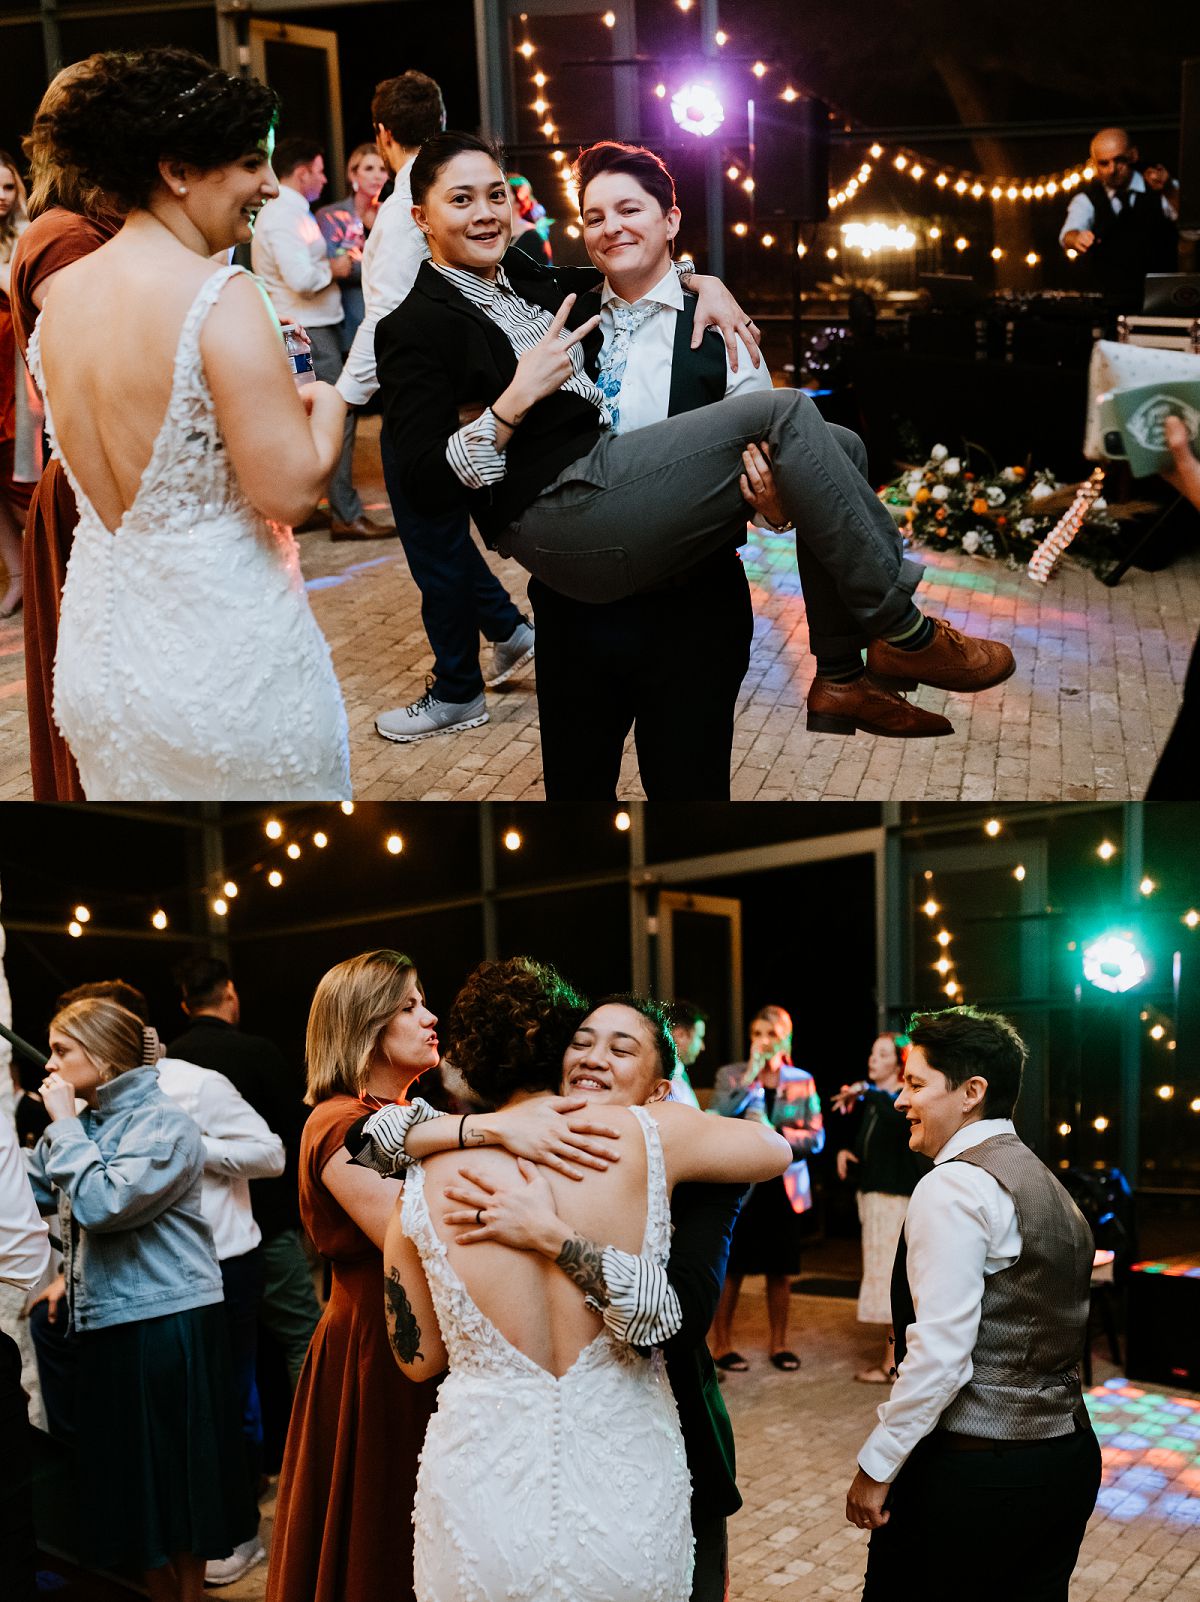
[476,1208,484,1226]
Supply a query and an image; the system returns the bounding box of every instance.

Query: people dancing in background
[23,46,350,800]
[265,951,442,1602]
[506,173,553,265]
[709,1004,823,1372]
[369,960,791,1602]
[833,1032,929,1384]
[26,997,253,1602]
[0,149,33,622]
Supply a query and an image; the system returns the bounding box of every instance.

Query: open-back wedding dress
[402,1104,694,1602]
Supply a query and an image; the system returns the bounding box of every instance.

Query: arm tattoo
[385,1267,424,1365]
[555,1232,610,1306]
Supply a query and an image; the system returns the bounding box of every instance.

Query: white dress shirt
[858,1117,1022,1484]
[156,1056,285,1262]
[251,184,344,327]
[1,1110,51,1291]
[1060,169,1179,246]
[337,158,430,406]
[599,265,769,435]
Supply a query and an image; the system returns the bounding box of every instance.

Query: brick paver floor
[2,417,1195,800]
[210,1280,1198,1601]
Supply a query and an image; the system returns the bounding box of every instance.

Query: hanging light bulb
[922,899,940,917]
[313,831,328,849]
[265,818,283,840]
[286,843,301,860]
[615,811,632,832]
[212,897,229,918]
[223,881,238,898]
[386,834,404,855]
[1097,840,1117,861]
[752,60,766,78]
[984,818,1001,837]
[151,909,168,930]
[503,829,523,851]
[1013,865,1026,881]
[340,801,355,815]
[74,904,91,923]
[68,920,83,939]
[936,930,952,947]
[268,870,283,888]
[1139,876,1156,896]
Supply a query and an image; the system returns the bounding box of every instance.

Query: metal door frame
[654,889,744,1056]
[247,17,345,181]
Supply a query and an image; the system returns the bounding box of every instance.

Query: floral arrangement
[878,445,1145,570]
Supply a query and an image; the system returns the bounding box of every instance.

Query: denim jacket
[26,1066,223,1332]
[709,1061,824,1214]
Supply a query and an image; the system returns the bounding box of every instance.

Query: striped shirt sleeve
[593,1245,684,1348]
[350,1098,448,1176]
[445,407,510,490]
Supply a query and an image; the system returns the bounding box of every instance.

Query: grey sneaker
[485,621,535,687]
[205,1538,266,1587]
[375,686,488,743]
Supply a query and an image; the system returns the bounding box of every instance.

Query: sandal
[770,1350,801,1371]
[854,1366,893,1384]
[714,1351,749,1372]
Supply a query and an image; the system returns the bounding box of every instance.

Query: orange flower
[1010,466,1026,479]
[972,497,988,515]
[964,472,975,481]
[915,487,931,503]
[935,507,947,521]
[996,516,1007,527]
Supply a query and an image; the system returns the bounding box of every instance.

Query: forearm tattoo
[385,1267,424,1364]
[555,1232,610,1306]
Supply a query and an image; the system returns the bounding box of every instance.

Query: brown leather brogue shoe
[806,674,954,738]
[329,517,395,541]
[866,619,1015,693]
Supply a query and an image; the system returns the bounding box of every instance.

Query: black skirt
[75,1303,255,1572]
[727,1175,805,1277]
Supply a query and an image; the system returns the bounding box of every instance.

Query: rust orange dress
[9,208,119,801]
[266,1096,440,1602]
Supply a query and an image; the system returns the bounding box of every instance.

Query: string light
[1025,251,1040,266]
[222,881,238,898]
[1097,839,1117,861]
[936,930,952,947]
[984,818,1001,837]
[602,9,616,24]
[503,829,523,852]
[286,843,301,860]
[313,832,328,849]
[922,899,940,917]
[212,897,228,917]
[1058,1123,1071,1136]
[654,83,666,98]
[151,909,168,930]
[1185,910,1199,928]
[713,29,728,45]
[340,802,355,815]
[386,834,404,855]
[68,920,83,939]
[1190,1099,1200,1114]
[1139,877,1156,896]
[1093,1116,1109,1132]
[726,164,739,180]
[1013,865,1026,881]
[781,85,798,103]
[73,905,91,923]
[752,60,766,78]
[732,222,748,237]
[265,819,283,840]
[944,980,960,997]
[615,810,632,832]
[760,233,775,248]
[847,142,1096,202]
[1156,1084,1175,1100]
[954,236,969,252]
[267,870,283,888]
[1150,1024,1166,1040]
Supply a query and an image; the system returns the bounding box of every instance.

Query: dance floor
[1,416,1196,801]
[202,1281,1198,1602]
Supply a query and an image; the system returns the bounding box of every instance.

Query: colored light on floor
[1088,1379,1200,1526]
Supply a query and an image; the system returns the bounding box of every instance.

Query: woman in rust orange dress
[8,59,121,800]
[265,950,443,1602]
[0,150,33,620]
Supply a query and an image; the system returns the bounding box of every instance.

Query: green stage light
[1082,932,1147,994]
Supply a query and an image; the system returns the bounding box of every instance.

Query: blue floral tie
[594,302,665,435]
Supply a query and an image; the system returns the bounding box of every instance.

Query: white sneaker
[485,621,535,687]
[205,1538,266,1587]
[375,686,489,743]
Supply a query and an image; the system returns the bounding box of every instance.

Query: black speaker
[1181,57,1200,233]
[1125,1258,1200,1390]
[752,96,830,222]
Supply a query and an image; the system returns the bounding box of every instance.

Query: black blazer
[375,251,607,547]
[662,1181,749,1518]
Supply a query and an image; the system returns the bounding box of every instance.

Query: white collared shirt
[251,184,344,327]
[857,1117,1022,1484]
[336,158,430,406]
[1,1109,51,1291]
[156,1056,285,1262]
[1060,168,1179,246]
[599,265,770,435]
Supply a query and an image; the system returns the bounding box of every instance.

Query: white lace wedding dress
[28,265,350,799]
[403,1105,694,1602]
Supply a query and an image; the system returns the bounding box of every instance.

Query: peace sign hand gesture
[508,294,602,412]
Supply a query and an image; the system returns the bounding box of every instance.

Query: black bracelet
[491,408,518,431]
[458,1115,469,1149]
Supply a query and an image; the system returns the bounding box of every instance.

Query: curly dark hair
[32,47,279,212]
[445,957,587,1107]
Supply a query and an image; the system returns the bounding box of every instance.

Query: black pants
[690,1511,729,1602]
[530,543,754,802]
[1146,626,1200,798]
[0,1330,36,1602]
[862,1426,1101,1602]
[221,1245,265,1519]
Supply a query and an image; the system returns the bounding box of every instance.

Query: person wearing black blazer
[374,133,1016,741]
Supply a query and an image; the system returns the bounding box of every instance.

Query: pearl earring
[178,186,187,196]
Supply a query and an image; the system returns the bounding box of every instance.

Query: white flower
[943,456,961,476]
[1093,496,1107,511]
[905,473,924,498]
[986,485,1006,507]
[931,483,950,502]
[1017,517,1037,535]
[1030,481,1053,501]
[1001,467,1021,484]
[961,530,982,554]
[930,444,948,463]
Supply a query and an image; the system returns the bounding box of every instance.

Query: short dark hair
[33,46,278,211]
[907,1006,1026,1119]
[445,958,587,1106]
[57,979,149,1024]
[273,136,324,178]
[574,140,676,214]
[663,998,708,1031]
[371,71,446,147]
[410,130,503,208]
[174,955,232,1011]
[585,994,679,1078]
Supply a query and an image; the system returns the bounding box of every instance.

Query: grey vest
[892,1132,1093,1439]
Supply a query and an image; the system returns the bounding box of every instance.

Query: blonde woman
[266,950,442,1602]
[316,142,390,352]
[26,996,252,1602]
[0,149,31,618]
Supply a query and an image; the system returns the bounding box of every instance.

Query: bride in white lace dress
[27,47,350,799]
[383,966,791,1602]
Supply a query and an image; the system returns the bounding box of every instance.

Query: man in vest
[1060,126,1180,309]
[846,1006,1100,1602]
[515,140,950,802]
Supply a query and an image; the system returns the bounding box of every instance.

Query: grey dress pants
[501,388,923,647]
